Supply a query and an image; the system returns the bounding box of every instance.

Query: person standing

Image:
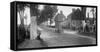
[82,20,87,32]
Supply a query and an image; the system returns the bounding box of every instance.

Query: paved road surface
[18,25,96,48]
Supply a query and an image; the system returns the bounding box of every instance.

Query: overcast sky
[38,5,96,18]
[57,6,81,18]
[86,7,96,18]
[17,5,96,25]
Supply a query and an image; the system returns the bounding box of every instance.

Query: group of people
[81,20,96,33]
[71,20,96,33]
[53,11,96,33]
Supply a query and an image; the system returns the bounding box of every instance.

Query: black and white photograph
[14,2,97,50]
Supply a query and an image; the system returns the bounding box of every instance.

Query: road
[18,25,96,48]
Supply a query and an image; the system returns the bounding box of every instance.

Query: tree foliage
[37,5,58,25]
[71,7,86,20]
[17,4,58,25]
[30,4,40,16]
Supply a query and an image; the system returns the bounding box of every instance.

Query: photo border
[10,1,98,51]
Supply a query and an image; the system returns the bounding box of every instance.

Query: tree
[17,4,27,26]
[71,8,82,20]
[30,4,40,16]
[37,5,58,25]
[71,7,86,20]
[81,7,86,20]
[91,8,96,22]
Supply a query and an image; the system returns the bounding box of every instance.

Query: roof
[54,13,66,21]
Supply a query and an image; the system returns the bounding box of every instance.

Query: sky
[38,5,45,12]
[57,6,96,18]
[57,6,81,18]
[86,7,96,18]
[38,5,81,18]
[17,5,96,25]
[38,5,96,18]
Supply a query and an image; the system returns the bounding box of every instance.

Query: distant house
[64,12,83,29]
[41,20,50,26]
[54,13,66,22]
[54,11,67,27]
[41,11,67,27]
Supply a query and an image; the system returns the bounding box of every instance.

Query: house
[65,12,83,30]
[53,11,67,32]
